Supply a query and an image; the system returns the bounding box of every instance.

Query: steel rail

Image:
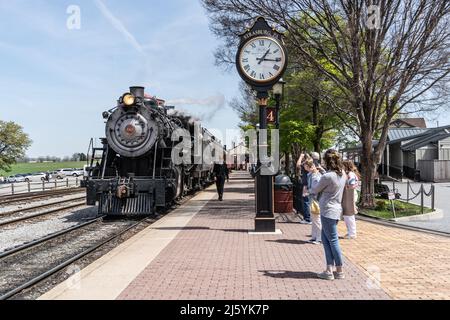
[0,201,86,227]
[0,196,86,218]
[0,216,154,300]
[0,188,83,206]
[0,216,105,260]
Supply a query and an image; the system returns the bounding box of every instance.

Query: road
[384,180,450,233]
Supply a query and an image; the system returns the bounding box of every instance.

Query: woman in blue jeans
[311,149,347,280]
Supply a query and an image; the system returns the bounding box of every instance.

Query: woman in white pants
[303,159,322,244]
[342,160,360,239]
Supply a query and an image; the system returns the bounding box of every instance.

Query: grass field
[0,161,86,176]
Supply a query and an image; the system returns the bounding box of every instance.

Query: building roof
[341,125,450,153]
[401,128,450,151]
[390,118,427,128]
[388,128,429,142]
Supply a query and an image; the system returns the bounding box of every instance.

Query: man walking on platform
[213,161,229,201]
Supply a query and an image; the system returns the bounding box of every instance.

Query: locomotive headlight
[122,93,135,106]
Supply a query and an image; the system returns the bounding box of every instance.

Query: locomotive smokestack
[130,86,145,99]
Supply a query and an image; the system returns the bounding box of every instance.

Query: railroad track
[0,197,87,228]
[0,187,201,300]
[0,188,84,206]
[0,216,155,300]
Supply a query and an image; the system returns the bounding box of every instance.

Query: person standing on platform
[342,160,360,239]
[304,159,322,244]
[299,154,312,224]
[312,149,347,280]
[213,161,229,201]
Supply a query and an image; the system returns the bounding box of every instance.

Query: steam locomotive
[83,86,224,216]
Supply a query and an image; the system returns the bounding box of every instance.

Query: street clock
[236,17,287,93]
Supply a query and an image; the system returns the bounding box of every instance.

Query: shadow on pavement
[265,239,312,245]
[260,270,318,279]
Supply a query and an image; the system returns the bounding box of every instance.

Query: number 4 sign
[266,107,276,124]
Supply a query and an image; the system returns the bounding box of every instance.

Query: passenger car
[23,172,47,182]
[57,168,84,177]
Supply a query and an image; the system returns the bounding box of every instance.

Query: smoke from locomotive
[84,86,225,215]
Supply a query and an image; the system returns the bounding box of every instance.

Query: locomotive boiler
[84,86,224,215]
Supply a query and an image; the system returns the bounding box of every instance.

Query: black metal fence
[391,181,435,214]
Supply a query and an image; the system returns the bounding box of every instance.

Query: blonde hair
[303,158,314,169]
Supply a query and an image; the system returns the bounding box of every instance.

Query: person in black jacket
[213,161,229,201]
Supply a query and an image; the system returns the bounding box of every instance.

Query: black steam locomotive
[84,86,224,216]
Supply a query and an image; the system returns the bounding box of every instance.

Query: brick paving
[338,220,450,299]
[118,172,390,300]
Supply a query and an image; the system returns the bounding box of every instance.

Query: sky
[0,0,242,158]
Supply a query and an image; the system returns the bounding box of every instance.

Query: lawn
[361,198,433,219]
[0,161,87,176]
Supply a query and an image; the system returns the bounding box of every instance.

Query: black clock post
[235,17,288,233]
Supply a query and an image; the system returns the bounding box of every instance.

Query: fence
[391,181,435,214]
[0,178,81,196]
[417,160,450,182]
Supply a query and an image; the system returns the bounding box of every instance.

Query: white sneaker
[344,235,356,239]
[317,271,334,280]
[334,271,345,279]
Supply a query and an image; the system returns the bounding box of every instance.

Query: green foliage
[0,120,32,172]
[279,119,316,153]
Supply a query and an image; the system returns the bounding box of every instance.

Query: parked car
[50,170,65,179]
[0,176,4,183]
[24,172,47,182]
[57,168,84,177]
[6,174,26,183]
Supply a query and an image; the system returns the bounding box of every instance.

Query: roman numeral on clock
[273,65,280,71]
[259,73,265,80]
[250,71,256,78]
[244,64,250,71]
[242,58,248,63]
[259,40,264,46]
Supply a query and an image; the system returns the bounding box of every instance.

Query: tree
[0,120,32,172]
[202,0,450,207]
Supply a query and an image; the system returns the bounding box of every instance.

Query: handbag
[311,200,320,215]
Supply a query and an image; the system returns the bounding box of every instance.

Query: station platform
[39,171,450,300]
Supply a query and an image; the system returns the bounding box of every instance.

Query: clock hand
[257,49,271,65]
[256,58,282,62]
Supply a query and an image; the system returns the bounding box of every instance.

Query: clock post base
[254,217,276,232]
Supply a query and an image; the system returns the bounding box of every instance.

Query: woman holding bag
[303,159,322,244]
[342,160,360,239]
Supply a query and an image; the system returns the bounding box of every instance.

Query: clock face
[238,36,286,83]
